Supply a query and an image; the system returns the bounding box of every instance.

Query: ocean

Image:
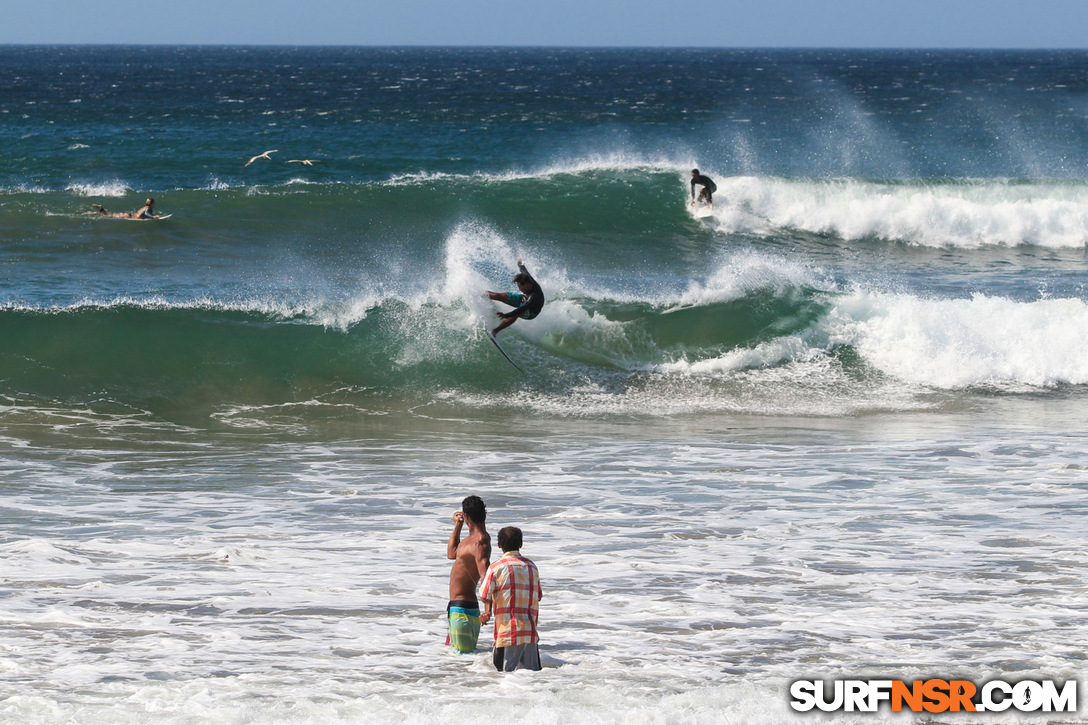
[2,46,1088,723]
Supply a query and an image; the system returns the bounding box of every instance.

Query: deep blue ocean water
[2,47,1088,723]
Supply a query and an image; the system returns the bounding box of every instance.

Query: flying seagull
[287,159,328,167]
[244,149,278,167]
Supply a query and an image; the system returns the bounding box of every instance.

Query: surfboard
[661,303,698,315]
[122,214,172,221]
[691,203,714,219]
[487,331,523,372]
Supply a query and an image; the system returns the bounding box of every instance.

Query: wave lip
[65,180,133,198]
[2,285,1088,421]
[707,176,1088,248]
[5,171,1088,420]
[16,162,1088,251]
[830,291,1088,389]
[654,288,1088,390]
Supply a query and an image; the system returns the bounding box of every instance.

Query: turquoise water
[2,47,1088,723]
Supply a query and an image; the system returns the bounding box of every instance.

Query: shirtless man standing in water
[445,495,491,653]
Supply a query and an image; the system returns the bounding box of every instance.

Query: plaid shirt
[479,551,542,647]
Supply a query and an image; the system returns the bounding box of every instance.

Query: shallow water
[2,47,1088,723]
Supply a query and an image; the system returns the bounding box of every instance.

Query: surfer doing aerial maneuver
[487,258,544,337]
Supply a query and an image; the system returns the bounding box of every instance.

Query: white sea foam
[0,294,381,331]
[669,250,833,308]
[439,218,575,318]
[2,420,1087,723]
[828,291,1088,388]
[5,234,1088,411]
[436,227,1088,401]
[201,177,233,191]
[385,151,691,186]
[65,180,132,197]
[529,151,693,178]
[705,176,1088,248]
[652,287,1088,392]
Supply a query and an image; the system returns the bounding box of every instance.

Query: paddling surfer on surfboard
[487,258,544,337]
[91,197,160,219]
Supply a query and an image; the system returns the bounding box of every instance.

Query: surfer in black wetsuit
[487,258,545,337]
[690,169,717,207]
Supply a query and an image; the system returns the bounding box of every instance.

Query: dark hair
[497,526,523,552]
[691,169,700,175]
[513,272,531,286]
[462,495,486,524]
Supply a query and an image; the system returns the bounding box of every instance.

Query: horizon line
[1,42,1087,52]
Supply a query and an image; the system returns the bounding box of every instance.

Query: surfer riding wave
[690,169,716,207]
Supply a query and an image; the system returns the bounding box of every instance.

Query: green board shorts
[446,600,481,654]
[505,292,539,320]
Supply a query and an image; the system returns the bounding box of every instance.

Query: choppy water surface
[2,47,1088,723]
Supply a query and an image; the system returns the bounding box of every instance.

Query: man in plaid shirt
[479,526,543,672]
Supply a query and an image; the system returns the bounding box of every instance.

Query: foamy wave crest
[830,292,1088,389]
[531,151,692,178]
[201,177,234,191]
[385,152,691,186]
[669,251,834,308]
[442,220,515,305]
[710,177,1088,248]
[0,295,380,330]
[441,218,570,308]
[66,181,132,197]
[656,288,1088,391]
[656,335,820,377]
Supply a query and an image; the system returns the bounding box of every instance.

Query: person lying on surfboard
[487,258,545,337]
[91,197,160,219]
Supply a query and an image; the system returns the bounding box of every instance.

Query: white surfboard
[487,331,523,372]
[691,203,714,219]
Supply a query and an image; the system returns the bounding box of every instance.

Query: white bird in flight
[287,159,328,167]
[244,149,278,167]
